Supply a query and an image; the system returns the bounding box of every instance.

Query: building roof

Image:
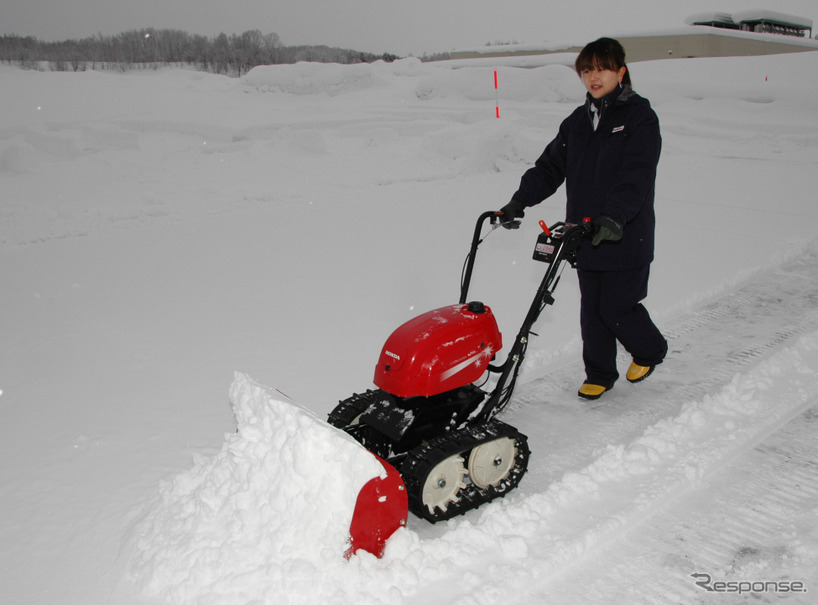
[732,10,813,29]
[685,11,813,36]
[685,12,739,28]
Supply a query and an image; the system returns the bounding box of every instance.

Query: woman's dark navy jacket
[512,86,661,272]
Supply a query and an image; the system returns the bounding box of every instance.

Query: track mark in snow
[662,260,818,388]
[542,403,818,603]
[480,243,818,603]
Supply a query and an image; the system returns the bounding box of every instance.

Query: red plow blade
[346,455,408,558]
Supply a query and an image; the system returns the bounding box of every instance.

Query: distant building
[450,11,818,63]
[686,10,813,38]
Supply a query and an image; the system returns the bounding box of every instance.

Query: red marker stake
[494,70,500,118]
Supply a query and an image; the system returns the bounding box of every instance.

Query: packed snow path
[405,243,818,604]
[549,400,818,603]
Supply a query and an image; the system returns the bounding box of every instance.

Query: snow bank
[127,372,385,604]
[244,61,390,96]
[415,64,581,103]
[242,57,584,106]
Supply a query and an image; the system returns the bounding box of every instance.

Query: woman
[500,37,667,400]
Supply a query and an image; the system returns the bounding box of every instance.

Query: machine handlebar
[460,212,594,304]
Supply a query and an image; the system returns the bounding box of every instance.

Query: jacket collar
[585,84,634,124]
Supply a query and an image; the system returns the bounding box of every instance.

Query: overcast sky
[1,0,815,56]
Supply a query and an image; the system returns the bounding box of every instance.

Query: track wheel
[422,454,468,515]
[467,437,517,489]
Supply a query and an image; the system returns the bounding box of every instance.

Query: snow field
[2,49,818,604]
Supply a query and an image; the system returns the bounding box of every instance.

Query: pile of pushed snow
[243,57,427,97]
[244,61,388,96]
[242,57,584,105]
[127,372,385,604]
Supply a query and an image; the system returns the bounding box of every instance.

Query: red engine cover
[373,303,502,398]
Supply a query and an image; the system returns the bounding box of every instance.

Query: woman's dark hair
[575,37,632,86]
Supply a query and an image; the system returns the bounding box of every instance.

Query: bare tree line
[0,29,408,75]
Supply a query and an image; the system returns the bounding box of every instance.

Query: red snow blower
[340,211,593,557]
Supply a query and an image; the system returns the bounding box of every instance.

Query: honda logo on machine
[384,350,401,361]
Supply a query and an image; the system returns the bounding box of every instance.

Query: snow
[128,372,384,603]
[2,48,818,604]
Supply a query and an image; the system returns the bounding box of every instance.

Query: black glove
[591,216,623,246]
[498,199,526,229]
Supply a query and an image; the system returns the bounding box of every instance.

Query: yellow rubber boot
[578,382,608,400]
[626,362,654,383]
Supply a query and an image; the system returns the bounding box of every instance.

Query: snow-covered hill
[1,50,817,604]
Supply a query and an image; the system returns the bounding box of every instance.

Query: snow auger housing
[336,211,592,545]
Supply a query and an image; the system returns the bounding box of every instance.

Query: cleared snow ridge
[127,372,384,604]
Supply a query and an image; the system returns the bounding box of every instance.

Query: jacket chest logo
[612,125,625,133]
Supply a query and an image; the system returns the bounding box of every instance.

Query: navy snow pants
[577,266,667,388]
